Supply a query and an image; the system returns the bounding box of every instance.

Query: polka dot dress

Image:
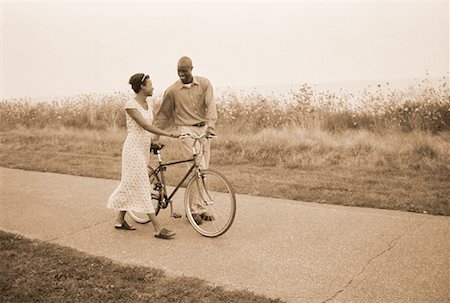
[107,98,155,213]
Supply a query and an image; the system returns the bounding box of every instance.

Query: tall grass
[146,127,449,175]
[1,76,449,177]
[1,77,449,134]
[1,76,449,215]
[216,77,450,133]
[1,92,127,131]
[4,125,449,175]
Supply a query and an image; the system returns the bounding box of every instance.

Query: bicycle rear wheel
[128,167,161,224]
[184,169,236,237]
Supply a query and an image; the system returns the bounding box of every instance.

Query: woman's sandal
[114,221,136,230]
[154,228,176,239]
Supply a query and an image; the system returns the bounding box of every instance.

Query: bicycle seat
[150,143,165,154]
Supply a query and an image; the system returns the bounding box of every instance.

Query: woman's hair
[129,73,149,93]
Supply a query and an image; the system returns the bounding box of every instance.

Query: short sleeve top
[124,98,153,134]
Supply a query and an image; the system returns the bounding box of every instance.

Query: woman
[107,73,178,239]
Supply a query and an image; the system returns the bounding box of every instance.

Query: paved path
[0,167,449,302]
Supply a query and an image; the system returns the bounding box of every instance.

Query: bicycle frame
[151,157,197,203]
[150,136,208,216]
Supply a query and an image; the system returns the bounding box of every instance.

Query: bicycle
[128,133,236,237]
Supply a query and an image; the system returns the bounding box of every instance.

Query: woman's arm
[126,108,177,137]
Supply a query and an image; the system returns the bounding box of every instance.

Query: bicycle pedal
[171,212,182,219]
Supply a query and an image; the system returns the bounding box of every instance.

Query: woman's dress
[107,98,155,213]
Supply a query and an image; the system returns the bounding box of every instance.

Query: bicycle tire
[184,169,236,237]
[128,167,161,224]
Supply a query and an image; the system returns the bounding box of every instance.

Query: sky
[1,0,449,99]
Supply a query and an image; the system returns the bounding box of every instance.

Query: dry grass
[1,78,449,215]
[211,128,450,172]
[1,127,449,215]
[1,76,449,133]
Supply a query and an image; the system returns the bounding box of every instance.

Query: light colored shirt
[153,76,217,130]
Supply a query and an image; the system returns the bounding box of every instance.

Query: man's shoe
[192,213,203,225]
[200,212,215,221]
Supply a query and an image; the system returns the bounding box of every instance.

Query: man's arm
[204,80,217,134]
[153,89,175,140]
[152,89,175,141]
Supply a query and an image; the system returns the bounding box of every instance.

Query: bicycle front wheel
[128,167,161,224]
[184,169,236,237]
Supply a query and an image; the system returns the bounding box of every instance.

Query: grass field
[1,79,449,301]
[1,79,449,216]
[2,77,449,133]
[1,126,448,215]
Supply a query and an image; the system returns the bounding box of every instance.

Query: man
[153,56,217,225]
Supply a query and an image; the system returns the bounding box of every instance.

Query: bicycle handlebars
[179,133,217,140]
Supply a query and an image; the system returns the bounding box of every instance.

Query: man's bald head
[177,56,193,68]
[177,56,194,84]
